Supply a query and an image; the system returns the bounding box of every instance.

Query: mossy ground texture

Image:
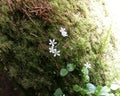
[0,0,118,96]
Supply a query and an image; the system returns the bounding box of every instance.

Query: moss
[0,0,111,95]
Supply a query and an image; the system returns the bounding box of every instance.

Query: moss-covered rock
[0,0,111,95]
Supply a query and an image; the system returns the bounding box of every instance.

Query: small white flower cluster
[49,27,68,57]
[49,39,60,57]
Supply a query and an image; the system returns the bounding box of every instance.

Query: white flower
[59,27,68,37]
[49,46,55,53]
[53,49,60,57]
[84,62,91,69]
[49,39,57,47]
[63,94,65,96]
[60,27,66,32]
[61,31,68,37]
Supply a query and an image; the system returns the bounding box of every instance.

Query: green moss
[0,0,112,95]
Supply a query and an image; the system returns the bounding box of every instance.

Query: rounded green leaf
[86,83,96,94]
[54,88,63,96]
[110,84,120,90]
[67,64,76,72]
[81,67,89,75]
[60,68,68,77]
[99,86,110,95]
[73,84,81,92]
[95,86,103,95]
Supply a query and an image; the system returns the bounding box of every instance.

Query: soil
[0,71,24,96]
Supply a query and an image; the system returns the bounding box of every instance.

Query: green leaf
[81,89,88,95]
[60,68,68,77]
[83,75,90,82]
[99,86,110,95]
[54,88,63,96]
[110,84,120,90]
[86,83,96,94]
[95,86,103,95]
[81,67,89,75]
[66,64,76,72]
[73,84,81,92]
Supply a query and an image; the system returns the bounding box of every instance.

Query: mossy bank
[0,0,113,96]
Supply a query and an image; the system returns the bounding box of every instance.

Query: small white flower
[49,39,57,47]
[61,31,68,37]
[49,46,55,53]
[63,94,65,96]
[53,49,60,57]
[59,27,68,37]
[84,62,91,69]
[60,27,66,32]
